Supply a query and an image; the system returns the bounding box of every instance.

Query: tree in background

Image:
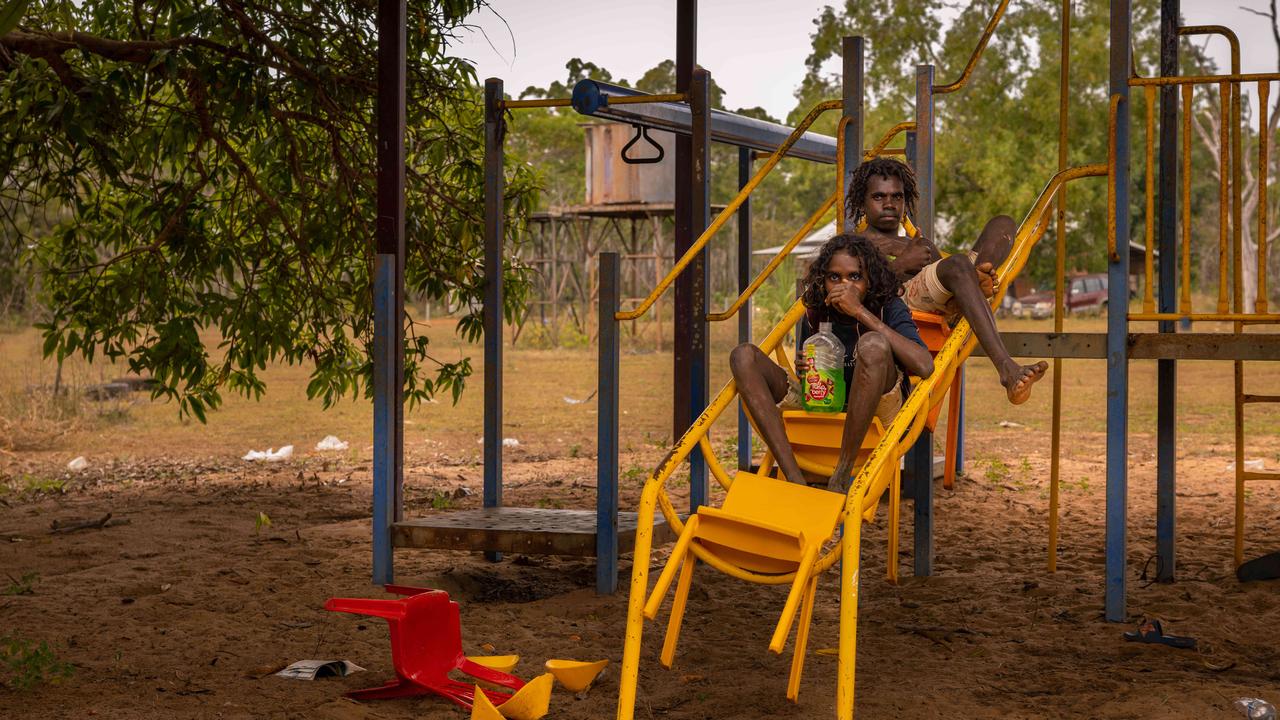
[1187,1,1280,311]
[793,0,1169,288]
[0,0,538,419]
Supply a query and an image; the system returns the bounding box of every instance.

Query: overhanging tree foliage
[793,0,1164,286]
[0,0,537,419]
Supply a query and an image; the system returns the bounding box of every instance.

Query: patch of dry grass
[0,312,1276,470]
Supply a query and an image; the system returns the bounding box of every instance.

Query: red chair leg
[346,678,424,701]
[459,659,526,691]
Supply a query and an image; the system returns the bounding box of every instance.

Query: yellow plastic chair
[641,470,845,701]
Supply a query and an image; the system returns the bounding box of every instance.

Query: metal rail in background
[708,121,914,324]
[571,80,841,163]
[1048,0,1071,574]
[1125,68,1280,323]
[502,92,689,110]
[614,99,843,322]
[933,0,1011,95]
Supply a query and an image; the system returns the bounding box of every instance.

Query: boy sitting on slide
[730,233,934,493]
[848,158,1048,404]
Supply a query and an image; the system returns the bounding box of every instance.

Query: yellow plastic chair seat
[697,473,844,574]
[642,470,845,702]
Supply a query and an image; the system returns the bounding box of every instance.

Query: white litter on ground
[997,420,1026,429]
[1226,459,1266,472]
[476,438,521,447]
[243,445,294,462]
[315,435,349,451]
[275,659,364,680]
[67,456,88,471]
[563,390,598,404]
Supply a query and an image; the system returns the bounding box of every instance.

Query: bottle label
[802,366,845,412]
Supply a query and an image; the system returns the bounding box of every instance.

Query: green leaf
[0,0,30,36]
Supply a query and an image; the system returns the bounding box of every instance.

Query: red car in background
[1011,273,1109,318]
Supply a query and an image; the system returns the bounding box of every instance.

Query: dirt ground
[2,324,1280,719]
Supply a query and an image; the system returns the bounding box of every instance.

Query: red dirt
[2,430,1279,719]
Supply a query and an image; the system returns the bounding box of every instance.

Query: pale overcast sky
[449,1,1280,120]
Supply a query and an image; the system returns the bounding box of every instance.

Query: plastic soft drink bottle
[801,322,846,413]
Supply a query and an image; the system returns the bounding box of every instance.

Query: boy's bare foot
[1000,360,1048,405]
[975,261,999,299]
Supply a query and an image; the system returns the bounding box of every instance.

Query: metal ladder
[1233,345,1280,568]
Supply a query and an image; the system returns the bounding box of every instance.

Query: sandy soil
[2,424,1279,720]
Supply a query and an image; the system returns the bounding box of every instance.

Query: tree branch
[1,29,281,72]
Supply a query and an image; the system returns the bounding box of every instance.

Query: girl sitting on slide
[729,233,934,493]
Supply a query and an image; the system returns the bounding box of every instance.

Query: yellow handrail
[501,97,573,109]
[606,93,688,105]
[1130,71,1280,86]
[1107,94,1122,261]
[933,0,1010,95]
[1260,81,1271,313]
[1178,26,1240,75]
[1125,48,1280,322]
[706,193,836,323]
[615,100,843,321]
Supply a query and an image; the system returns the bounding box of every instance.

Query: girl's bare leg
[729,343,805,485]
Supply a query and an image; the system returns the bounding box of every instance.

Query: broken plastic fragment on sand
[545,658,608,692]
[274,659,364,680]
[67,456,88,471]
[476,438,521,447]
[1227,459,1266,472]
[562,389,598,405]
[242,445,294,462]
[997,420,1026,429]
[314,435,349,451]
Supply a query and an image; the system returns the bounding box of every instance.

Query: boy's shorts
[779,369,904,429]
[902,249,982,319]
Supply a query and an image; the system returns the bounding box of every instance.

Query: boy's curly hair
[847,157,918,226]
[801,233,902,317]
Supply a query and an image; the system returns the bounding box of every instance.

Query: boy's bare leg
[828,333,897,493]
[938,216,1048,404]
[972,215,1017,268]
[729,343,806,485]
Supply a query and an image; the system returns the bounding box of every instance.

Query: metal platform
[392,508,673,557]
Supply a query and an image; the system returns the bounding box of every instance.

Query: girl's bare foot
[1001,361,1048,405]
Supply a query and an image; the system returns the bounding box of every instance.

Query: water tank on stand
[582,123,675,206]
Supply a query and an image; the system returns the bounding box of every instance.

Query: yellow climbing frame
[614,154,1108,718]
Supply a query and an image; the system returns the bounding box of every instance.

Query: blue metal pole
[372,255,397,585]
[371,0,406,587]
[483,78,505,563]
[597,253,621,594]
[737,148,753,472]
[1155,0,1179,583]
[1106,0,1132,622]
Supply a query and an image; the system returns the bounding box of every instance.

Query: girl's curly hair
[847,157,918,226]
[801,233,902,317]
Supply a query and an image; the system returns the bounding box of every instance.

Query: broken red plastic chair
[325,584,525,709]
